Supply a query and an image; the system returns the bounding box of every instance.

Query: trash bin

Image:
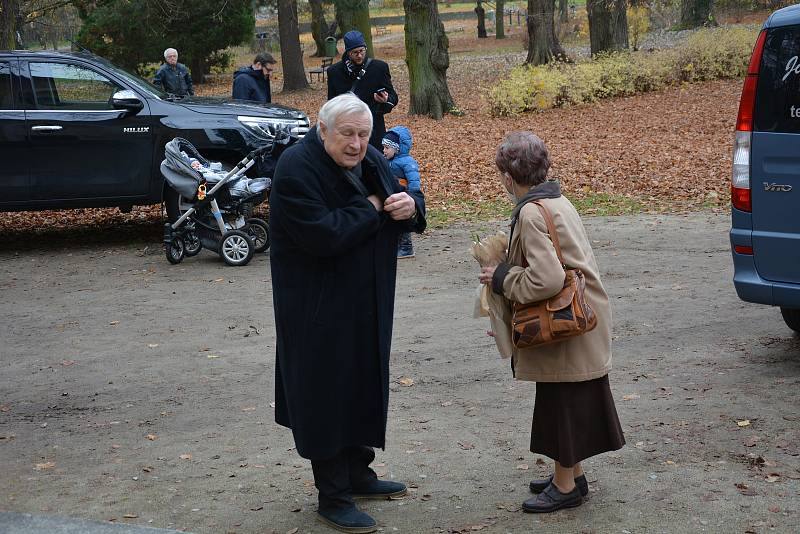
[325,36,337,58]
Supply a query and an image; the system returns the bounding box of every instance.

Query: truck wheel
[780,308,800,333]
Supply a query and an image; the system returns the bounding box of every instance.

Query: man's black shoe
[522,482,583,513]
[351,479,407,499]
[317,505,377,533]
[529,473,589,497]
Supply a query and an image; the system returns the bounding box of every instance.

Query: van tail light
[732,131,752,212]
[731,30,766,213]
[734,245,753,255]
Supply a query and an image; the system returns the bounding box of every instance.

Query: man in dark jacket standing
[269,93,425,533]
[327,30,398,149]
[153,48,193,96]
[232,53,277,103]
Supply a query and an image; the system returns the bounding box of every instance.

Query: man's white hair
[318,93,372,130]
[164,48,178,59]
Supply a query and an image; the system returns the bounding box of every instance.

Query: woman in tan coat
[479,131,624,513]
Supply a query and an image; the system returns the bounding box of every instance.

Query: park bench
[374,25,391,36]
[308,56,333,83]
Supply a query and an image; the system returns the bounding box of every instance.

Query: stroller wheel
[165,237,185,264]
[245,218,270,253]
[184,230,202,257]
[220,230,254,266]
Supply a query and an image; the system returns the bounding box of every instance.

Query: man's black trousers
[310,446,379,511]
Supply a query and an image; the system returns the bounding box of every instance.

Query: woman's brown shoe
[522,483,583,513]
[529,474,588,497]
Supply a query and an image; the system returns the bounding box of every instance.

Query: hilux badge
[123,127,149,133]
[763,182,793,192]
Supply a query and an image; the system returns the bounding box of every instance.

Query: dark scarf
[510,180,562,223]
[345,58,369,80]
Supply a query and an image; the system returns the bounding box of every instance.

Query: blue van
[731,4,800,333]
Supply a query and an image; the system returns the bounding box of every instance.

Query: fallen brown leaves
[0,47,737,236]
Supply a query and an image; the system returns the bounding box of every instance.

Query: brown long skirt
[530,374,625,467]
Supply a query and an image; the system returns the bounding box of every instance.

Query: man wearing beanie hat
[328,29,399,150]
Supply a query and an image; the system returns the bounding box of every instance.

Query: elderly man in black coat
[327,30,399,150]
[269,93,426,533]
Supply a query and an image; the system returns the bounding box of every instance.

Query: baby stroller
[160,132,292,266]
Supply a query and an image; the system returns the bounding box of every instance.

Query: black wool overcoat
[327,58,399,149]
[269,127,426,460]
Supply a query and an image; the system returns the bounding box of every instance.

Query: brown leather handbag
[511,201,597,349]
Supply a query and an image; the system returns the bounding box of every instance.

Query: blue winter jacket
[386,126,421,192]
[232,66,271,103]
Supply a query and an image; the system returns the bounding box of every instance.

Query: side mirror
[111,89,144,113]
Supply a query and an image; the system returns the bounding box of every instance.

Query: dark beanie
[344,30,367,53]
[382,130,401,151]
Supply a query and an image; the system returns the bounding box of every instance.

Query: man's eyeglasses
[350,48,367,57]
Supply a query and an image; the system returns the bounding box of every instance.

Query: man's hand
[479,265,497,285]
[374,90,389,104]
[367,194,384,212]
[383,192,416,220]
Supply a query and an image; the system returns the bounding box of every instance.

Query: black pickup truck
[0,50,309,217]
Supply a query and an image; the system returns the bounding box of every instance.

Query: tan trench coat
[499,196,613,382]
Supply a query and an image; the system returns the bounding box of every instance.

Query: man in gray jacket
[153,48,194,97]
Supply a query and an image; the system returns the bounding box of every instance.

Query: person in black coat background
[232,53,276,103]
[269,93,425,533]
[327,30,399,149]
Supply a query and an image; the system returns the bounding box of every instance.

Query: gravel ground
[1,212,799,534]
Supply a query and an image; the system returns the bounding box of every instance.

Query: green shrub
[488,26,759,116]
[628,6,651,51]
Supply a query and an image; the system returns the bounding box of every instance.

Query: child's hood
[387,126,413,157]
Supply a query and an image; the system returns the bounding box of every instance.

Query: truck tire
[780,308,800,333]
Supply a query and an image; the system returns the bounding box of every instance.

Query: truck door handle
[31,125,63,132]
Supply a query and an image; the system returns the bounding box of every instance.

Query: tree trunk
[525,0,564,65]
[278,0,309,91]
[475,2,487,38]
[403,0,455,119]
[1,0,20,50]
[334,0,374,57]
[680,0,713,29]
[559,0,568,23]
[586,0,629,55]
[495,0,505,39]
[309,0,328,57]
[188,57,206,85]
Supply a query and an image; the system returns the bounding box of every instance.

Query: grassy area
[425,192,647,229]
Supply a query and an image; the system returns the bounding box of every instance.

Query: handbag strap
[518,200,566,269]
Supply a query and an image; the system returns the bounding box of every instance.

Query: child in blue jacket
[382,126,421,258]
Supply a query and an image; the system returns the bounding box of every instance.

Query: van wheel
[780,308,800,333]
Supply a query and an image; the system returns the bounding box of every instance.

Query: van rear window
[755,25,800,133]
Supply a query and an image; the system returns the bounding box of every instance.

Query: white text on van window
[782,55,800,82]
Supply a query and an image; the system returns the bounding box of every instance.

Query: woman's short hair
[495,131,551,186]
[318,93,372,131]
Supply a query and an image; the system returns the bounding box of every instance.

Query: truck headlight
[238,116,309,138]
